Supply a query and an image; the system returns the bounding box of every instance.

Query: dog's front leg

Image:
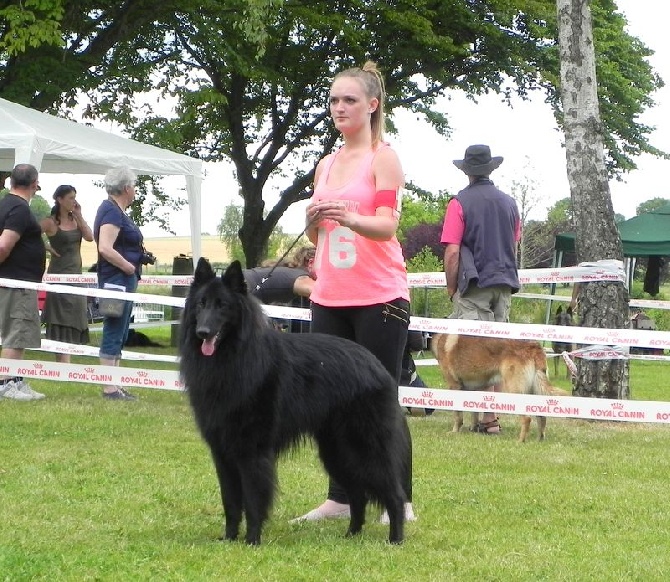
[345,490,367,538]
[211,454,243,541]
[239,454,276,545]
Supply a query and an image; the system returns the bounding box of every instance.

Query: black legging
[311,298,413,503]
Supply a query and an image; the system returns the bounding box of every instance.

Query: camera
[140,249,157,265]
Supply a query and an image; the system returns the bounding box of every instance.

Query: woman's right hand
[306,202,321,227]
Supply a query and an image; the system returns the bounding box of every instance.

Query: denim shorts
[98,272,138,360]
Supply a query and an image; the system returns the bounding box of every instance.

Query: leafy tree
[636,197,670,215]
[520,198,575,268]
[521,219,556,269]
[217,203,246,265]
[397,187,450,242]
[0,0,275,232]
[557,0,629,400]
[0,1,63,56]
[29,193,51,221]
[397,186,449,264]
[140,0,664,266]
[546,197,574,227]
[217,201,290,267]
[401,222,444,262]
[0,0,277,110]
[0,1,664,266]
[509,172,541,268]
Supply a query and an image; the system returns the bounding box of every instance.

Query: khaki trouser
[450,284,512,322]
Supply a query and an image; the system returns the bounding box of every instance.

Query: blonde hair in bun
[334,60,386,145]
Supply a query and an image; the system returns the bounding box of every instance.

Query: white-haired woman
[93,167,144,400]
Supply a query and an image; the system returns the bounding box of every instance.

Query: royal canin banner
[3,354,669,425]
[398,386,670,424]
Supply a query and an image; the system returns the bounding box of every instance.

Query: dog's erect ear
[193,257,215,286]
[556,305,563,315]
[222,260,248,294]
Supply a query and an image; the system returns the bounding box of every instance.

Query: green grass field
[2,328,670,581]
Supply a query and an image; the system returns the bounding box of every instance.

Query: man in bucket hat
[439,145,520,434]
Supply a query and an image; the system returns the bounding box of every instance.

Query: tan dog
[431,334,568,442]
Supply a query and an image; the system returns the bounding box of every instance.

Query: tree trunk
[556,0,629,399]
[238,184,273,268]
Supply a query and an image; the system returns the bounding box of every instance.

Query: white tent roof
[0,97,203,262]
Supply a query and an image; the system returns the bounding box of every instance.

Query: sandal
[470,419,501,435]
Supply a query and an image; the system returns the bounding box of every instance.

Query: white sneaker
[16,380,45,400]
[289,501,351,523]
[379,502,416,524]
[2,381,35,401]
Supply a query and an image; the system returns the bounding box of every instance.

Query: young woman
[292,61,415,523]
[40,185,94,363]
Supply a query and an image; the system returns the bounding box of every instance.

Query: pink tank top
[310,144,410,307]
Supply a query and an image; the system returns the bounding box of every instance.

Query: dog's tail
[532,347,570,397]
[534,366,570,397]
[430,333,445,358]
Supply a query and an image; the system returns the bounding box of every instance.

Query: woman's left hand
[312,200,351,228]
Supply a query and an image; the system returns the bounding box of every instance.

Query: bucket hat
[453,144,503,176]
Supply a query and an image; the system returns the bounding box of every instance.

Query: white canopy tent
[0,97,203,262]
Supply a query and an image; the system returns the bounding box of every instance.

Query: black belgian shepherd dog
[179,258,410,545]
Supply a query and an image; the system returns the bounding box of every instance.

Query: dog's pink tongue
[201,338,216,357]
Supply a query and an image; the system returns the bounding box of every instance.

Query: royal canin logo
[547,399,558,406]
[612,402,624,410]
[33,363,43,370]
[483,394,495,402]
[85,367,95,373]
[137,371,148,377]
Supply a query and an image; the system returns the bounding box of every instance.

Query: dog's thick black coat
[179,259,409,545]
[124,329,163,347]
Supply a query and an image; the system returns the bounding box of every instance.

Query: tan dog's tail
[533,348,569,397]
[535,370,569,396]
